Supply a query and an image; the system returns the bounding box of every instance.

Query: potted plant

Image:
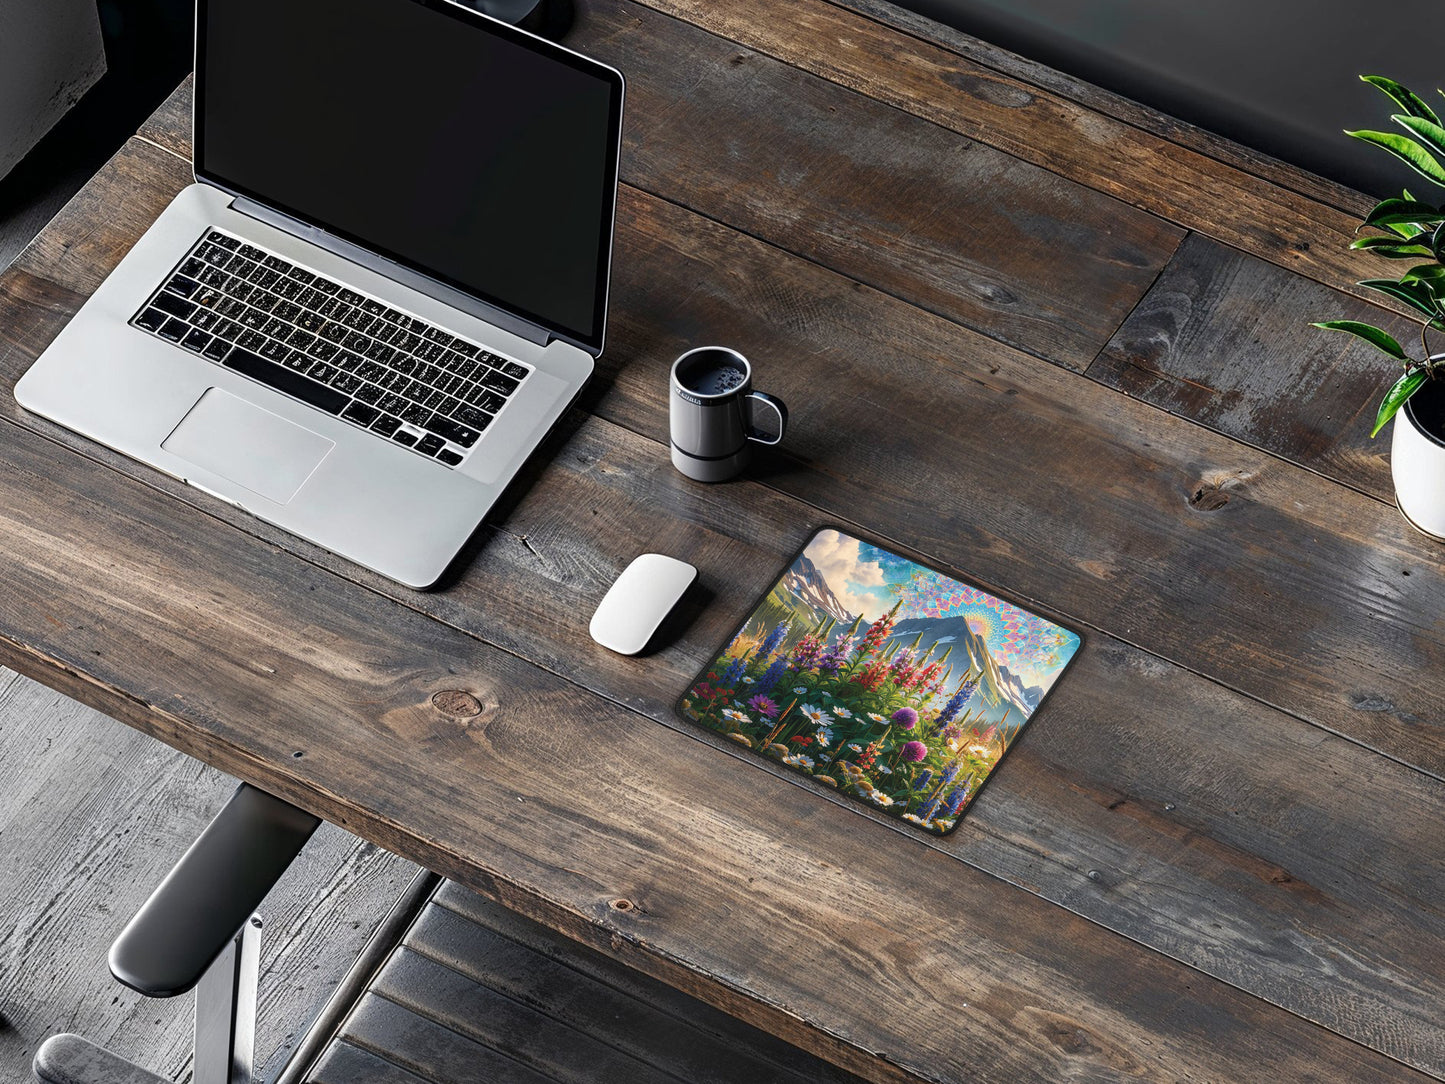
[1314,75,1445,539]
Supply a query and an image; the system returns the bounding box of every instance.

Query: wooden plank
[1088,233,1403,501]
[4,138,1445,1074]
[0,377,1428,1083]
[374,947,693,1084]
[827,0,1375,219]
[134,7,1182,376]
[416,892,860,1084]
[308,1040,431,1084]
[0,667,419,1082]
[621,0,1411,321]
[337,995,555,1084]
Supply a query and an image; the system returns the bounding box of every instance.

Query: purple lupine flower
[900,740,927,762]
[817,635,852,673]
[719,655,748,688]
[891,707,918,730]
[753,657,790,695]
[919,792,945,821]
[756,621,791,664]
[746,694,780,718]
[935,677,979,729]
[912,769,933,793]
[938,762,961,787]
[944,787,969,816]
[789,634,823,671]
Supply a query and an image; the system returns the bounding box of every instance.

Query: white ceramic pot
[1391,373,1445,540]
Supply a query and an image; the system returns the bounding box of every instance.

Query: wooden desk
[2,2,1442,1081]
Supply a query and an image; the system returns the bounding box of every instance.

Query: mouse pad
[678,528,1082,835]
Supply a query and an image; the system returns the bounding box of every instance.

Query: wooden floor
[0,665,420,1083]
[298,881,870,1084]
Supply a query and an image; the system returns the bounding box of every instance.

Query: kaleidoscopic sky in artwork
[807,531,1080,689]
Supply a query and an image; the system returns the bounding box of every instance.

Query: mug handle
[745,391,788,445]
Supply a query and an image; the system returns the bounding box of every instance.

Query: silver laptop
[15,0,624,589]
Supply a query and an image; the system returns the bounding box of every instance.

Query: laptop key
[283,350,312,372]
[181,328,213,353]
[134,307,168,332]
[401,404,431,426]
[237,330,267,351]
[331,372,364,394]
[436,448,464,467]
[415,433,445,456]
[342,401,380,427]
[260,339,291,362]
[393,430,419,447]
[152,292,197,320]
[479,368,519,395]
[453,404,494,431]
[158,317,189,342]
[370,413,402,437]
[308,362,338,383]
[501,361,529,380]
[202,338,231,362]
[422,414,480,448]
[354,383,383,405]
[223,348,347,415]
[166,276,200,299]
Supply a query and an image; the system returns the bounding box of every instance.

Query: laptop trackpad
[162,388,334,505]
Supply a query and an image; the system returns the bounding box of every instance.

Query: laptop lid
[194,0,624,357]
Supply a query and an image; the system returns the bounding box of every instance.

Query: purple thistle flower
[891,707,918,730]
[900,740,927,762]
[746,694,780,719]
[753,657,790,695]
[757,621,791,664]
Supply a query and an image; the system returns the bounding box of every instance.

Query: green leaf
[1399,263,1445,285]
[1356,277,1443,319]
[1434,221,1445,263]
[1362,75,1441,125]
[1373,368,1429,437]
[1350,234,1435,257]
[1311,320,1409,359]
[1364,197,1445,227]
[1396,114,1445,161]
[1346,128,1445,186]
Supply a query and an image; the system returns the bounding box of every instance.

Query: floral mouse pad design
[679,529,1082,835]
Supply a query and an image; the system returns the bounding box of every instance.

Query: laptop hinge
[230,197,551,348]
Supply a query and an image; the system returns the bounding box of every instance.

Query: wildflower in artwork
[680,529,1080,835]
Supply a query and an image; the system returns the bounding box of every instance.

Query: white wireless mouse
[590,554,698,655]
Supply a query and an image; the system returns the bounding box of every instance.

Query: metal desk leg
[193,916,261,1084]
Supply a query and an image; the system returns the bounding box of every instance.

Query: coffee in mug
[669,346,787,483]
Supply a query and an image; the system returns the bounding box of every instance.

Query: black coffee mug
[669,347,787,482]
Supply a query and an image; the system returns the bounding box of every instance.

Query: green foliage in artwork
[680,604,1013,835]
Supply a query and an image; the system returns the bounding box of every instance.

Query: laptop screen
[196,0,624,354]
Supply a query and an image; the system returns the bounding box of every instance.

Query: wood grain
[3,136,1445,1074]
[828,0,1375,218]
[1088,233,1408,501]
[627,0,1411,320]
[0,371,1428,1084]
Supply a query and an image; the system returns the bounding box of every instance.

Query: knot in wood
[431,689,483,717]
[609,898,635,913]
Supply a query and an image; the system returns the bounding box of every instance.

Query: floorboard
[0,666,419,1083]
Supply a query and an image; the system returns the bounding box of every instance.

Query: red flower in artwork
[790,735,813,745]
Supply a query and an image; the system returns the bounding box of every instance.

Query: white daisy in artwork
[781,753,815,769]
[798,704,828,726]
[815,726,834,748]
[793,686,808,695]
[867,712,887,724]
[721,708,750,725]
[831,705,853,719]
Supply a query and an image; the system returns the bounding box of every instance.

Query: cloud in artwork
[805,529,890,619]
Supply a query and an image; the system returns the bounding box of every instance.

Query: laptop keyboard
[129,230,533,469]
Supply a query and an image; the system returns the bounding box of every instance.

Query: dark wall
[904,0,1445,198]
